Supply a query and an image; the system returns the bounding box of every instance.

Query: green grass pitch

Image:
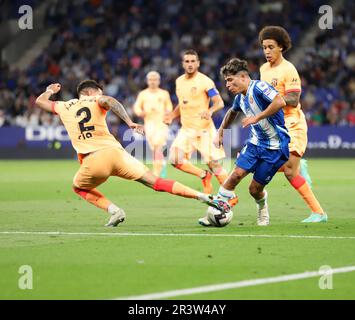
[0,159,354,299]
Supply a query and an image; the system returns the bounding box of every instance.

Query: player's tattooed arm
[35,83,61,112]
[283,91,301,107]
[214,108,239,148]
[98,95,145,135]
[242,94,286,128]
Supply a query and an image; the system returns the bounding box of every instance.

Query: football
[206,206,233,227]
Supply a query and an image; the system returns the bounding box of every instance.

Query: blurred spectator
[0,0,353,128]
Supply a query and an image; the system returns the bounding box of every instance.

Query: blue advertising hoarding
[0,125,354,158]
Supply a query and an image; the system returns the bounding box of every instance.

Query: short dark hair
[182,49,199,60]
[77,80,103,96]
[220,58,249,77]
[259,26,292,53]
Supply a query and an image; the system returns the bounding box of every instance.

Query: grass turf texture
[0,159,354,299]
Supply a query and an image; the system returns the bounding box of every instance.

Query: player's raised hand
[242,116,259,128]
[199,110,212,120]
[46,83,61,94]
[130,123,145,136]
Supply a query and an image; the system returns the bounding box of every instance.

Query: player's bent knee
[73,186,88,199]
[284,167,297,181]
[137,171,157,188]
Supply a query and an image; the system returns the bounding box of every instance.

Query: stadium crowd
[0,0,354,129]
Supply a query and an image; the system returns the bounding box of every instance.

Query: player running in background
[134,71,173,177]
[35,80,230,227]
[259,26,327,223]
[164,49,229,197]
[213,58,290,226]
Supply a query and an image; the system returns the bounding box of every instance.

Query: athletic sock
[175,160,205,178]
[73,187,112,211]
[290,175,324,214]
[217,186,236,201]
[209,165,227,185]
[255,190,268,209]
[153,178,199,200]
[153,149,164,176]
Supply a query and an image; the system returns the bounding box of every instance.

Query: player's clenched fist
[130,123,145,136]
[46,83,61,94]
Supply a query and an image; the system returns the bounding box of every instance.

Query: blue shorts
[236,142,289,185]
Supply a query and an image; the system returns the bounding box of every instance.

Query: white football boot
[256,190,269,226]
[105,208,126,227]
[198,216,212,227]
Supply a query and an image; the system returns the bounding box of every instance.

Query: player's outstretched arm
[35,83,61,112]
[242,94,286,128]
[98,95,144,135]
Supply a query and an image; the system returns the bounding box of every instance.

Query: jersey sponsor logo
[263,87,272,96]
[271,78,278,87]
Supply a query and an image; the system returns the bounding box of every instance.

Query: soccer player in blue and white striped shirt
[212,58,290,226]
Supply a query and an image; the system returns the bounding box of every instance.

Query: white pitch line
[1,231,355,240]
[117,265,355,300]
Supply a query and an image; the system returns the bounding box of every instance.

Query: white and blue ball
[206,206,233,227]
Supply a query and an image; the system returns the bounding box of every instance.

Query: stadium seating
[0,0,353,128]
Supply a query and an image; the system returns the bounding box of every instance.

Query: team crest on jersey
[249,96,254,104]
[271,78,278,87]
[191,87,197,95]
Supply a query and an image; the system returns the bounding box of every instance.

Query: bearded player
[259,26,327,223]
[35,80,230,227]
[165,50,229,225]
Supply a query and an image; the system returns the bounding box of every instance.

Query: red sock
[153,178,198,199]
[289,176,324,214]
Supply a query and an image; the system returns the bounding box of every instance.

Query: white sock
[197,193,210,203]
[218,186,236,201]
[108,203,120,215]
[255,190,268,209]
